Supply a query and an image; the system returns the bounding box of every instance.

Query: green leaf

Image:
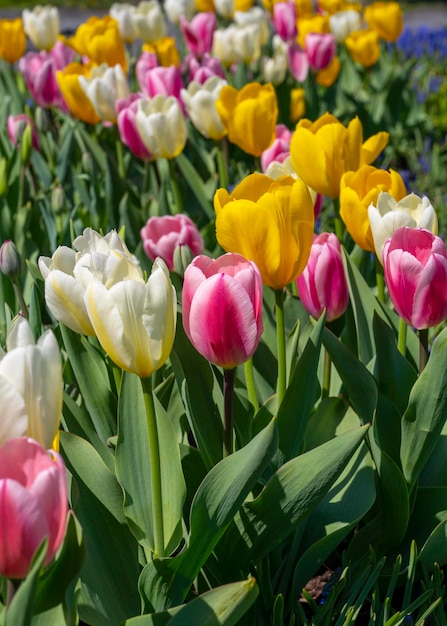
[115,372,186,556]
[304,397,360,451]
[175,153,214,219]
[139,419,278,611]
[401,326,447,489]
[5,541,47,626]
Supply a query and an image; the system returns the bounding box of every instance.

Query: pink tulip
[287,42,309,82]
[180,12,217,58]
[305,33,336,71]
[182,253,264,368]
[297,232,349,322]
[261,124,292,172]
[117,93,154,161]
[141,214,204,271]
[273,2,297,42]
[185,53,226,84]
[7,114,39,150]
[383,227,447,329]
[136,51,159,92]
[0,437,68,579]
[138,65,185,111]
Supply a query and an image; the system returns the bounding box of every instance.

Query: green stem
[275,288,287,407]
[397,317,407,357]
[333,198,344,242]
[17,166,25,211]
[322,347,331,399]
[12,279,28,319]
[169,159,183,214]
[115,135,125,179]
[375,255,385,304]
[244,357,259,413]
[223,367,235,457]
[418,328,429,373]
[141,376,165,557]
[216,137,229,189]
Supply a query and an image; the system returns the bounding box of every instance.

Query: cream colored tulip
[79,63,130,123]
[0,317,62,448]
[132,0,167,43]
[164,0,195,24]
[110,3,138,43]
[368,192,439,264]
[329,10,361,43]
[84,258,177,378]
[212,26,239,66]
[234,6,269,45]
[181,76,227,141]
[22,5,60,50]
[136,94,187,159]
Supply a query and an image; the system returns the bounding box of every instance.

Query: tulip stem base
[223,368,235,457]
[275,289,287,407]
[397,317,407,357]
[419,328,429,373]
[244,358,259,413]
[141,376,165,558]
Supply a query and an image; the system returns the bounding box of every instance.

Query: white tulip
[181,76,227,141]
[110,3,138,43]
[22,5,60,51]
[234,7,270,45]
[132,0,167,43]
[214,0,234,19]
[329,10,361,43]
[136,95,187,159]
[212,26,239,66]
[79,64,130,123]
[164,0,195,25]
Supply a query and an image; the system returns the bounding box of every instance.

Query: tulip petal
[290,126,331,197]
[0,375,28,444]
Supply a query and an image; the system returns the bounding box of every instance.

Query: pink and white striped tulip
[0,437,67,580]
[296,232,349,322]
[180,12,217,59]
[287,42,309,82]
[273,2,297,42]
[138,65,184,111]
[141,214,204,271]
[117,93,154,161]
[260,124,292,173]
[305,33,337,72]
[182,253,264,368]
[383,227,447,329]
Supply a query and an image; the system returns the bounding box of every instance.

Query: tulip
[316,55,341,87]
[132,0,167,43]
[109,3,138,43]
[383,228,447,329]
[79,64,130,124]
[180,12,217,59]
[0,317,62,449]
[273,2,297,41]
[136,94,187,159]
[296,14,330,49]
[212,26,239,67]
[182,253,263,368]
[216,83,278,157]
[214,173,314,289]
[234,7,270,46]
[0,240,21,279]
[18,48,71,109]
[232,22,264,63]
[84,257,176,377]
[136,50,158,89]
[186,53,226,83]
[261,51,288,86]
[214,0,235,18]
[139,65,184,110]
[63,16,127,71]
[339,165,406,252]
[305,33,336,72]
[7,114,39,151]
[260,124,292,172]
[345,29,380,68]
[329,9,361,43]
[143,37,180,67]
[56,63,101,125]
[0,18,26,64]
[287,43,310,83]
[0,437,67,580]
[368,192,438,264]
[117,94,155,161]
[290,87,306,121]
[164,0,196,24]
[181,76,227,141]
[296,233,349,322]
[141,214,204,270]
[22,5,60,51]
[290,112,389,198]
[364,1,403,43]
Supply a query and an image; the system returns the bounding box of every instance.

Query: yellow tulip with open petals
[345,29,380,67]
[62,16,127,71]
[216,83,278,157]
[214,173,314,289]
[364,1,403,43]
[0,19,26,64]
[339,165,407,251]
[290,112,389,198]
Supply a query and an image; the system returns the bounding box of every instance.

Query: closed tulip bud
[383,228,447,329]
[368,192,438,264]
[173,243,195,277]
[345,29,380,68]
[141,214,204,271]
[364,1,403,43]
[0,240,21,279]
[0,437,68,580]
[51,186,66,215]
[22,5,60,51]
[340,165,406,252]
[297,233,349,322]
[215,173,314,289]
[216,83,278,157]
[0,18,26,64]
[0,317,62,449]
[181,76,228,141]
[35,107,49,133]
[79,63,130,124]
[136,94,187,159]
[290,113,389,198]
[182,253,263,368]
[81,151,95,175]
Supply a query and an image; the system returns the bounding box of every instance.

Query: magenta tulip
[305,33,337,71]
[141,214,204,271]
[117,93,154,161]
[0,437,68,580]
[260,124,292,173]
[137,65,184,111]
[297,232,349,322]
[180,12,217,58]
[182,253,264,368]
[185,53,226,84]
[383,227,447,329]
[273,2,297,42]
[136,51,158,91]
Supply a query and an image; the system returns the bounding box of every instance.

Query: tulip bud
[81,151,95,176]
[173,243,194,277]
[51,186,66,215]
[0,240,21,280]
[35,107,49,133]
[20,124,33,166]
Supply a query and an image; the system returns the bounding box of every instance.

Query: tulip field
[1,0,447,624]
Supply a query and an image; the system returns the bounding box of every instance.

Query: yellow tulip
[235,0,254,10]
[62,16,127,71]
[290,112,389,198]
[216,82,278,157]
[0,18,26,64]
[56,63,101,125]
[290,88,306,122]
[318,0,343,15]
[143,37,180,67]
[296,14,330,49]
[195,0,215,11]
[339,165,407,251]
[364,1,403,43]
[214,173,314,289]
[295,0,314,17]
[316,55,341,87]
[345,29,380,67]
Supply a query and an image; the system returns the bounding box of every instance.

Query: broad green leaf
[60,432,140,626]
[115,372,186,557]
[175,153,214,219]
[402,487,447,558]
[401,326,447,489]
[304,397,360,451]
[419,519,447,571]
[139,419,278,611]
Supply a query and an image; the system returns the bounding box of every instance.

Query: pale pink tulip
[305,33,336,71]
[180,12,217,58]
[383,227,447,329]
[273,2,297,42]
[7,114,39,151]
[287,42,309,82]
[297,233,349,322]
[182,253,264,368]
[117,93,154,161]
[138,65,184,111]
[185,53,226,83]
[141,214,204,271]
[0,437,67,579]
[261,124,292,173]
[136,52,159,92]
